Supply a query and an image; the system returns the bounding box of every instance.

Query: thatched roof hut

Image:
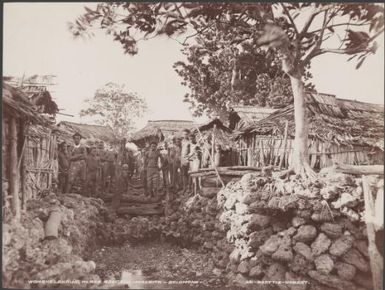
[2,83,58,216]
[229,106,277,131]
[234,93,384,169]
[129,120,195,147]
[57,121,116,145]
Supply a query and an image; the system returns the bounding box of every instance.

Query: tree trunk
[289,74,316,179]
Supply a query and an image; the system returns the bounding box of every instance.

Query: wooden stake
[362,175,383,290]
[9,117,20,219]
[279,120,289,169]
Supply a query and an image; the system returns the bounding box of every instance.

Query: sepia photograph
[2,2,384,289]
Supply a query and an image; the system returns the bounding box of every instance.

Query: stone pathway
[88,240,230,289]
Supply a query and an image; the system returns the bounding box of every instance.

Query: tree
[173,25,297,118]
[70,3,384,177]
[80,82,147,138]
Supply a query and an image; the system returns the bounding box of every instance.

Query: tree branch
[309,21,370,34]
[281,3,299,36]
[299,4,338,38]
[300,9,329,66]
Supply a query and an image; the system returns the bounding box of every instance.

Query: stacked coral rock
[214,170,374,290]
[159,191,233,269]
[2,194,115,289]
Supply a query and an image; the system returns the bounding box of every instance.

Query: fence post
[10,117,21,220]
[362,175,383,290]
[279,120,289,169]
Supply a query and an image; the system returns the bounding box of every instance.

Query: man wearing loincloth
[66,132,87,193]
[144,141,162,198]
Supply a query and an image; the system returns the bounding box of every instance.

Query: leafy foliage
[70,3,383,174]
[174,43,295,117]
[69,3,383,70]
[80,83,147,138]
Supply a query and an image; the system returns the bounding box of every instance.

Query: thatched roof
[57,121,115,143]
[3,76,59,115]
[236,93,384,148]
[2,83,51,125]
[129,120,195,147]
[231,106,277,129]
[193,119,234,147]
[195,118,232,133]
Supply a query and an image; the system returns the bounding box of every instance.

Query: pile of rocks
[2,193,115,289]
[214,170,374,290]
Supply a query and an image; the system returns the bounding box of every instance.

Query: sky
[3,3,384,130]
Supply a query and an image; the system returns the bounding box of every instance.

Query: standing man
[144,141,162,198]
[169,137,182,192]
[105,149,117,193]
[180,129,191,194]
[160,142,170,192]
[214,143,224,167]
[66,133,87,193]
[85,146,100,197]
[57,141,70,194]
[201,135,212,168]
[97,141,108,193]
[188,134,202,194]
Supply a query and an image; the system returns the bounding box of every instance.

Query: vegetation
[70,3,384,177]
[80,82,147,138]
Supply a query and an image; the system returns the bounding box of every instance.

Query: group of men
[57,129,224,199]
[57,132,120,196]
[139,129,224,197]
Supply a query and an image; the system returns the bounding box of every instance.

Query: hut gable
[230,106,277,130]
[129,120,195,147]
[196,118,232,133]
[195,118,234,147]
[57,121,115,144]
[146,120,195,135]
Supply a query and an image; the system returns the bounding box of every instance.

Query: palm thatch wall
[234,93,384,169]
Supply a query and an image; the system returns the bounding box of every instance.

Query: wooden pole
[362,175,383,290]
[212,124,216,165]
[19,125,27,211]
[9,117,21,219]
[279,120,289,169]
[328,163,384,175]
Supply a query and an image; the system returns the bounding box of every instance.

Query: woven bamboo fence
[234,135,383,170]
[23,125,58,205]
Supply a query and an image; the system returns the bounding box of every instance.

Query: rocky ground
[3,169,382,290]
[88,241,228,289]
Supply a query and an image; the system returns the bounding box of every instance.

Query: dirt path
[88,240,229,289]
